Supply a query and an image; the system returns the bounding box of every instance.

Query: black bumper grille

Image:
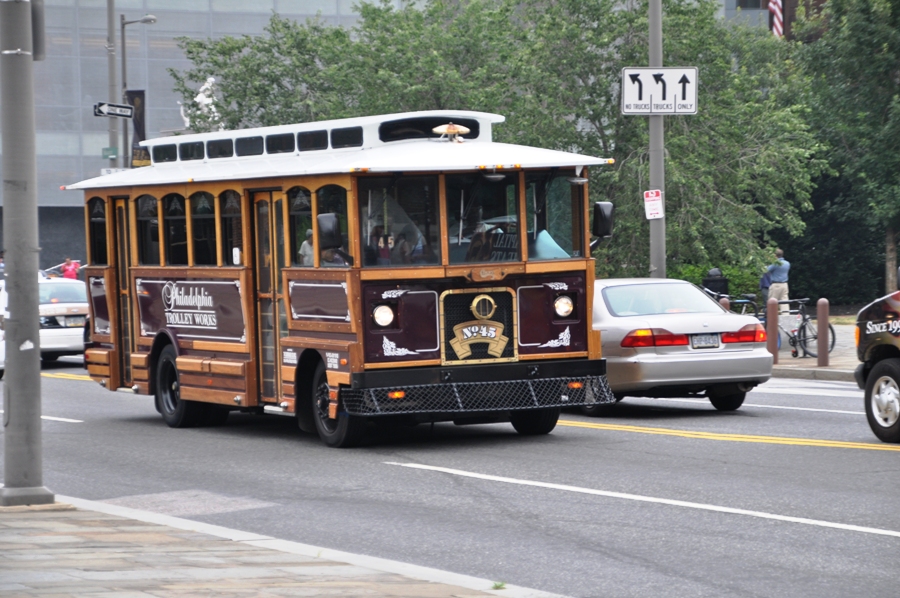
[340,375,614,416]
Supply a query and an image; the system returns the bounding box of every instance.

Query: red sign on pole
[643,189,663,220]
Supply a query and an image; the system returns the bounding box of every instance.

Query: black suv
[855,285,900,443]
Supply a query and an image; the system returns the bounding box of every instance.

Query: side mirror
[590,202,614,250]
[316,212,354,266]
[317,213,343,250]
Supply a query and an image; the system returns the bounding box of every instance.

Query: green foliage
[669,263,762,298]
[793,0,900,295]
[169,0,824,284]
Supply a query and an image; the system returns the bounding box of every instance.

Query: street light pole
[120,14,155,169]
[1,0,54,506]
[107,0,118,168]
[648,0,666,278]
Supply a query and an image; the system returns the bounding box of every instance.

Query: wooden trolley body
[72,110,615,445]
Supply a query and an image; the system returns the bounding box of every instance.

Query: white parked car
[591,278,773,413]
[0,275,89,377]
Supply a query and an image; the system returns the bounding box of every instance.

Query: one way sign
[93,102,134,119]
[621,67,698,115]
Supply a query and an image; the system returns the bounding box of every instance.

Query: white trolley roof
[67,110,612,190]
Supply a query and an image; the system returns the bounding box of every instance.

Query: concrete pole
[1,0,54,506]
[120,14,128,169]
[648,0,666,278]
[107,0,118,168]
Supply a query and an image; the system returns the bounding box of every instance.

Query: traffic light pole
[648,0,666,278]
[1,0,54,506]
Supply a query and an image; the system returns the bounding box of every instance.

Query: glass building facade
[0,0,395,267]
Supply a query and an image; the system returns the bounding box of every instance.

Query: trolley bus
[69,110,616,446]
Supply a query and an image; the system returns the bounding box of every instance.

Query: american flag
[769,0,784,37]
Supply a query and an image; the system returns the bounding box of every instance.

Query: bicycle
[701,288,835,358]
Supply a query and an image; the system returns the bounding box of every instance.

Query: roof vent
[432,122,470,143]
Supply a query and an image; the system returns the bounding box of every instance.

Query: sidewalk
[0,497,562,598]
[770,323,858,383]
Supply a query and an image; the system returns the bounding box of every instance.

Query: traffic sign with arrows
[93,102,134,119]
[621,67,698,115]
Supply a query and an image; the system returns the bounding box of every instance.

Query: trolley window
[331,127,363,149]
[298,130,328,151]
[446,173,520,264]
[136,194,160,265]
[235,136,264,156]
[190,191,216,266]
[87,197,107,265]
[288,187,314,267]
[359,176,440,267]
[207,139,234,159]
[317,185,350,267]
[163,193,188,266]
[179,142,205,161]
[525,170,585,260]
[219,189,243,266]
[266,133,295,154]
[152,144,177,163]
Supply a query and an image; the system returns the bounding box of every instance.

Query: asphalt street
[3,357,899,598]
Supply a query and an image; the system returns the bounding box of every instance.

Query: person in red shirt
[61,257,79,280]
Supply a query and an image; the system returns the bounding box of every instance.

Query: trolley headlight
[373,304,395,327]
[554,295,574,318]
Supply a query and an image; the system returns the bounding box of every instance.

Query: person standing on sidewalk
[767,248,790,313]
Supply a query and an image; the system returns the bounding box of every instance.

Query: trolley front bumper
[342,358,614,417]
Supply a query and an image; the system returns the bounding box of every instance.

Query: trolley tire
[156,345,205,428]
[798,321,835,358]
[864,359,900,443]
[510,407,560,435]
[203,405,230,427]
[311,361,365,447]
[580,393,624,417]
[709,392,746,411]
[295,367,316,434]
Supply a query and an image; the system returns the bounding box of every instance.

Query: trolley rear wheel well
[147,333,176,397]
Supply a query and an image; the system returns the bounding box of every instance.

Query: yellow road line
[41,373,93,381]
[558,419,900,452]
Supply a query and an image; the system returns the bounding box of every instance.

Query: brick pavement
[771,324,858,383]
[0,501,560,598]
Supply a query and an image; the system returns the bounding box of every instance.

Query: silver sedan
[590,278,773,414]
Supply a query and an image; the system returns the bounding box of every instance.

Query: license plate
[691,333,719,349]
[65,316,85,328]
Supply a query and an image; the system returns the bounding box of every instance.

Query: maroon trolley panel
[135,277,246,343]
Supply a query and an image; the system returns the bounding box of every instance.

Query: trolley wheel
[311,361,365,447]
[155,345,205,428]
[510,407,560,435]
[580,393,624,417]
[709,392,746,411]
[864,359,900,443]
[798,321,835,357]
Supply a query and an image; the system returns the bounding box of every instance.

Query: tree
[795,0,900,293]
[170,0,823,277]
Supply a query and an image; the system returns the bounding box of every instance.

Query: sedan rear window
[602,283,723,317]
[39,283,87,305]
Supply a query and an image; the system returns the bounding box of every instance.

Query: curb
[56,495,567,598]
[771,366,856,383]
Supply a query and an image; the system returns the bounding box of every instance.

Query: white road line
[649,397,863,415]
[386,462,900,539]
[0,410,82,423]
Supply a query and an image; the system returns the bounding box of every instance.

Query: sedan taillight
[722,323,766,343]
[621,328,689,347]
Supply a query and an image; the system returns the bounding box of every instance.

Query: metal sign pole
[648,0,666,278]
[106,0,118,167]
[0,0,54,506]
